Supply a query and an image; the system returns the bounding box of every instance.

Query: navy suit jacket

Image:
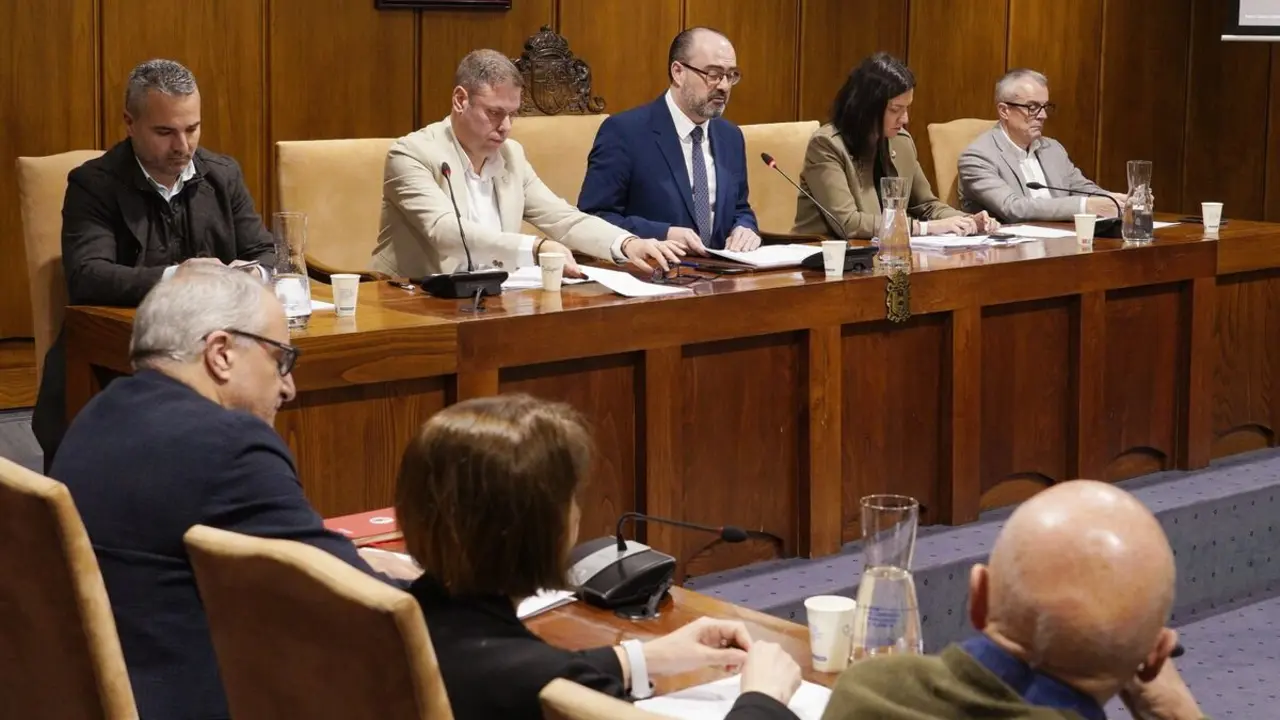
[578,95,758,249]
[50,370,394,720]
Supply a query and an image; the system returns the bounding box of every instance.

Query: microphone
[1025,181,1123,238]
[759,152,878,272]
[614,511,748,552]
[414,162,507,301]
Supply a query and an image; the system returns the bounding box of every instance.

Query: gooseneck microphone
[440,162,475,272]
[1025,181,1123,238]
[761,153,848,243]
[413,162,507,301]
[759,152,878,272]
[614,511,748,552]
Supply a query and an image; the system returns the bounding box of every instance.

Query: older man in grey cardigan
[957,69,1126,224]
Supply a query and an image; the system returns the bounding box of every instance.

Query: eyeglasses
[677,61,742,87]
[220,329,300,376]
[1003,101,1057,118]
[650,264,702,286]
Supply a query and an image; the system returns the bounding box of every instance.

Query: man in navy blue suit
[579,28,761,253]
[50,265,418,720]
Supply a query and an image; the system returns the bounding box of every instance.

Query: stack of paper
[705,244,817,269]
[909,235,991,249]
[638,676,831,720]
[1000,225,1076,239]
[515,589,576,619]
[500,266,589,290]
[581,266,693,298]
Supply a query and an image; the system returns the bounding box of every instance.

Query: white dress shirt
[665,90,716,229]
[1000,126,1086,213]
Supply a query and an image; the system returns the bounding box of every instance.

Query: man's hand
[972,211,1001,233]
[357,547,423,581]
[1120,656,1203,720]
[622,237,682,273]
[739,642,802,707]
[665,226,710,256]
[725,226,761,252]
[641,617,753,675]
[1087,196,1119,218]
[536,239,584,278]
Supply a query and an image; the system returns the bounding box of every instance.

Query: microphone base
[416,270,508,300]
[1094,217,1123,239]
[801,245,879,273]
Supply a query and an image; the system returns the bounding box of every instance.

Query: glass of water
[850,494,923,660]
[271,212,311,330]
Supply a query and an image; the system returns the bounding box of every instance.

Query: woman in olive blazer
[793,53,998,240]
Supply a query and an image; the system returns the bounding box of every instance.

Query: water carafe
[271,211,312,330]
[874,177,911,270]
[1121,160,1154,243]
[850,494,923,660]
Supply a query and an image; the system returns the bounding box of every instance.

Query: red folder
[323,507,401,547]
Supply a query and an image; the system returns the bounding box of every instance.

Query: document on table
[1152,221,1180,230]
[1000,224,1077,239]
[582,266,693,297]
[310,299,336,312]
[705,244,817,269]
[500,266,589,290]
[910,235,1035,250]
[638,676,831,720]
[516,589,576,619]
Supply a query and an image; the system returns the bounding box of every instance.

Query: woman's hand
[926,215,978,236]
[739,641,802,706]
[641,617,753,675]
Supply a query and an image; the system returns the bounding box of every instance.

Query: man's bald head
[970,480,1177,698]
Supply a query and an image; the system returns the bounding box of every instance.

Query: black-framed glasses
[219,329,300,376]
[1003,101,1057,118]
[650,264,702,286]
[677,61,742,87]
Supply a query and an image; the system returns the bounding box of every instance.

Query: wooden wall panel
[906,0,1009,186]
[798,0,909,124]
[0,0,97,339]
[1007,0,1104,182]
[418,0,556,122]
[559,0,680,115]
[685,0,801,126]
[101,0,265,206]
[1182,0,1270,219]
[1097,0,1192,210]
[1266,47,1280,223]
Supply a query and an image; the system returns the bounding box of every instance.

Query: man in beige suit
[372,50,677,279]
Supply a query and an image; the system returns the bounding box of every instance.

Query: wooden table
[63,219,1280,576]
[528,586,837,693]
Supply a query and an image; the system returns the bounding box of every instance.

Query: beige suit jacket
[793,124,963,239]
[371,117,623,277]
[957,126,1105,222]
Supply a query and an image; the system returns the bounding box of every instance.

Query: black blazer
[50,370,393,720]
[408,575,797,720]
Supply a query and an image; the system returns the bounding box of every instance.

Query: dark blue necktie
[690,125,712,244]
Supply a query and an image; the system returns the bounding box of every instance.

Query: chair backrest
[926,118,997,208]
[275,138,395,277]
[508,114,610,209]
[184,525,453,720]
[0,457,137,719]
[539,678,668,720]
[17,150,106,380]
[740,121,820,234]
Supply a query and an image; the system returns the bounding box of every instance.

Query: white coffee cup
[805,595,856,672]
[1074,213,1097,245]
[330,273,360,317]
[1202,202,1223,231]
[539,252,566,292]
[821,240,847,277]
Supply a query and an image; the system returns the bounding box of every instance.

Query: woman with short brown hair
[397,394,801,720]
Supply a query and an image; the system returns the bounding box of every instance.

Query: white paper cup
[805,595,856,672]
[1074,213,1097,245]
[330,273,360,317]
[821,240,847,277]
[539,252,566,292]
[1202,202,1223,231]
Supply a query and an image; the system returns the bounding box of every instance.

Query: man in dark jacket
[33,58,275,469]
[50,266,416,720]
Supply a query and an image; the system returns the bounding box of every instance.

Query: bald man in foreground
[822,480,1208,720]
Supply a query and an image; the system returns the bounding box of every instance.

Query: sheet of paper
[310,299,336,312]
[1152,221,1180,230]
[1000,224,1077,239]
[705,244,817,269]
[582,266,693,298]
[515,589,577,619]
[500,266,591,290]
[638,676,831,720]
[909,235,991,249]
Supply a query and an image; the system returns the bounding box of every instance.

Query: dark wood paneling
[558,0,680,114]
[1102,284,1183,479]
[1212,271,1280,457]
[0,0,97,339]
[685,0,801,126]
[0,341,36,410]
[1182,0,1271,219]
[418,0,556,122]
[906,0,1010,186]
[1007,0,1104,180]
[501,355,638,541]
[101,0,265,207]
[680,334,801,575]
[276,377,448,517]
[1097,0,1192,210]
[980,299,1073,497]
[798,0,909,124]
[1266,47,1280,223]
[803,326,843,556]
[842,315,946,542]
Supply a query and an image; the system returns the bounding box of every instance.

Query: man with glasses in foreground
[579,27,761,253]
[958,68,1125,223]
[50,266,417,720]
